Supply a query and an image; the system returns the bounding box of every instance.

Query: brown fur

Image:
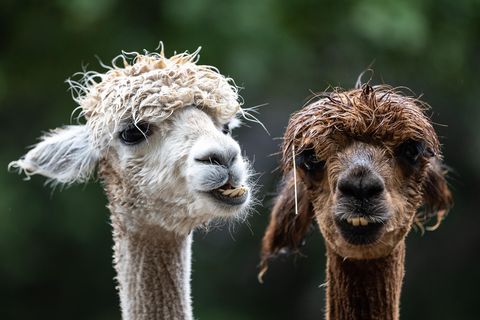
[326,243,405,320]
[260,84,453,319]
[258,173,313,281]
[281,85,439,167]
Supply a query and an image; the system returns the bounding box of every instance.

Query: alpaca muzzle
[191,142,250,206]
[334,164,390,245]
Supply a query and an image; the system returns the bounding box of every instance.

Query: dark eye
[296,148,326,173]
[119,122,152,145]
[396,139,429,165]
[222,123,231,135]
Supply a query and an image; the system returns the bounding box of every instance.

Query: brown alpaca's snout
[337,165,385,201]
[335,164,391,245]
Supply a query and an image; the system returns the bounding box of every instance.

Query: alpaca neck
[113,222,193,320]
[325,241,405,320]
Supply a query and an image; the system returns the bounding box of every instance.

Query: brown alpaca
[260,84,452,320]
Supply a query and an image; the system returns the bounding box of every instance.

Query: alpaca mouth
[335,216,385,245]
[208,183,249,206]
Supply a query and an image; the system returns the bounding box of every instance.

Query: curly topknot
[68,45,241,148]
[282,84,440,172]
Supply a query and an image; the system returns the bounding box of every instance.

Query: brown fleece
[260,83,453,320]
[259,172,313,281]
[281,85,448,225]
[282,85,440,166]
[326,242,405,320]
[261,85,452,269]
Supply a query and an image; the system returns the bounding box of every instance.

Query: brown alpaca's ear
[419,158,453,230]
[258,171,314,282]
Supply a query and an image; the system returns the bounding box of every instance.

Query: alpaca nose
[337,166,385,200]
[194,147,239,168]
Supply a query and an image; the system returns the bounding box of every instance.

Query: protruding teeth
[222,189,235,196]
[359,217,369,226]
[220,186,247,198]
[351,217,360,226]
[237,187,246,196]
[345,217,369,226]
[230,189,241,197]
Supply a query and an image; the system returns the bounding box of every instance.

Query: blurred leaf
[351,0,428,53]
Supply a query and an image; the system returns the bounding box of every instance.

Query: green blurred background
[1,0,478,319]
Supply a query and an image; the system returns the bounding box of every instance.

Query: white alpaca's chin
[194,190,251,218]
[190,180,251,217]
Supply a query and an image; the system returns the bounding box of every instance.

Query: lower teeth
[220,186,246,197]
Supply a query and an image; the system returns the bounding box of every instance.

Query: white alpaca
[10,47,253,320]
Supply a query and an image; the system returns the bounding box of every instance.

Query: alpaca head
[261,84,452,268]
[10,48,253,235]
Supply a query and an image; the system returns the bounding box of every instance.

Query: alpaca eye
[296,149,325,172]
[222,123,231,135]
[396,139,427,165]
[120,122,152,145]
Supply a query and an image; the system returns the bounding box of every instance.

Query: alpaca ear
[9,125,100,185]
[259,170,314,282]
[419,158,453,229]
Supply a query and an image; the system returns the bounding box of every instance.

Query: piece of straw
[292,145,299,215]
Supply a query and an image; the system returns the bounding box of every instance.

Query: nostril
[194,147,239,167]
[337,178,356,197]
[225,147,239,167]
[337,173,385,199]
[195,154,223,166]
[229,154,238,166]
[364,177,385,198]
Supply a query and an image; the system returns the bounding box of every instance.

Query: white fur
[10,48,253,233]
[10,47,254,320]
[9,125,99,185]
[110,107,252,234]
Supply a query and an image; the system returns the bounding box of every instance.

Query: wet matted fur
[261,84,452,271]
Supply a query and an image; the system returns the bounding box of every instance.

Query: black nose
[337,166,385,199]
[194,148,238,167]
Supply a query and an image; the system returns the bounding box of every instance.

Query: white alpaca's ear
[9,125,100,185]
